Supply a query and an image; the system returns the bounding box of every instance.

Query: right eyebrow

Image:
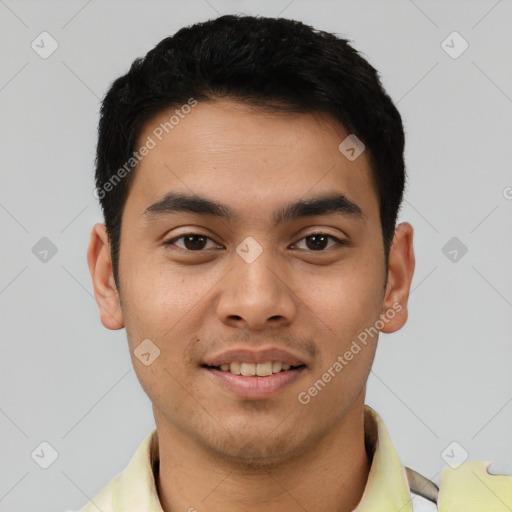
[143,192,237,222]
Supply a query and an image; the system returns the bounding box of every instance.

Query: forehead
[125,99,379,225]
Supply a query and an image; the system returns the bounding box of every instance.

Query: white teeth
[256,361,272,376]
[272,361,282,373]
[217,361,297,376]
[229,362,241,375]
[240,362,256,376]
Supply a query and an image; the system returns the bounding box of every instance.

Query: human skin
[87,99,415,512]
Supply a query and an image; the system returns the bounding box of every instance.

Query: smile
[209,361,304,376]
[201,346,309,398]
[203,364,307,399]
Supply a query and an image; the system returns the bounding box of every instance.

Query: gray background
[1,0,511,510]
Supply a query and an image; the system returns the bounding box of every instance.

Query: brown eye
[293,233,346,251]
[164,234,222,251]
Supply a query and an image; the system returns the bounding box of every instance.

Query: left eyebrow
[273,193,366,225]
[142,191,366,225]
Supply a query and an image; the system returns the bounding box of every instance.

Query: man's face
[91,99,409,465]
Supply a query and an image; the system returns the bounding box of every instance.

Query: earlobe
[379,222,415,334]
[87,223,125,330]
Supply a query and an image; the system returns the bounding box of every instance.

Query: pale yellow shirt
[77,405,435,512]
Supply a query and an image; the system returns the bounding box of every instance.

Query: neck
[154,401,372,512]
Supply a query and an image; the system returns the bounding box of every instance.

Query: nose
[215,240,297,330]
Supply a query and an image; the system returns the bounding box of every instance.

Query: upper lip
[203,347,308,367]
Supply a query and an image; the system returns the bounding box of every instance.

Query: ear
[87,223,124,330]
[379,222,415,333]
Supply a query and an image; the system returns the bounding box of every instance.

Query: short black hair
[95,14,406,290]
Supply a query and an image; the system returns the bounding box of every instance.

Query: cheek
[120,256,200,330]
[294,254,384,392]
[300,257,384,334]
[297,273,380,415]
[119,256,223,377]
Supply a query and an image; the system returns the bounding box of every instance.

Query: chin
[201,425,318,470]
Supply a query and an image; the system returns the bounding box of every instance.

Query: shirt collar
[355,404,413,512]
[84,405,412,512]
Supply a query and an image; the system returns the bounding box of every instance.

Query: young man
[85,14,508,512]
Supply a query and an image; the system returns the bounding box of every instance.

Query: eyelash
[163,232,347,252]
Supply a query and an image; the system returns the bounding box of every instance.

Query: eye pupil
[306,234,328,250]
[184,235,207,250]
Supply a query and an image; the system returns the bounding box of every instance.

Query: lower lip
[204,366,307,399]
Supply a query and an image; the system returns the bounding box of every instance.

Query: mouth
[201,347,309,399]
[202,361,307,376]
